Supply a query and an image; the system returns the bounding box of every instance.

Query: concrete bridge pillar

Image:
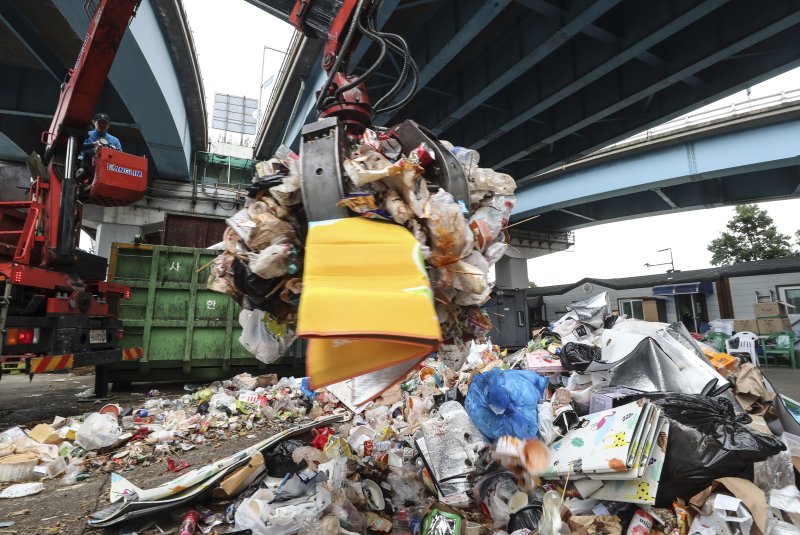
[495,257,529,289]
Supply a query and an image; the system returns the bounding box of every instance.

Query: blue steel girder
[514,0,704,86]
[0,3,63,81]
[463,0,728,151]
[511,115,800,231]
[481,2,800,181]
[374,0,513,123]
[53,0,193,180]
[427,0,623,135]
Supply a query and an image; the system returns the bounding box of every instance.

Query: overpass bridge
[496,88,800,286]
[4,0,800,267]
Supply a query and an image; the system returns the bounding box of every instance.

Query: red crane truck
[0,0,148,395]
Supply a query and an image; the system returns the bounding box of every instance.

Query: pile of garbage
[207,128,514,371]
[2,292,799,534]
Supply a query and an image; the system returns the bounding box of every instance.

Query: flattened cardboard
[213,451,265,498]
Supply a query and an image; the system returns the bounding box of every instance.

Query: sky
[180,2,800,287]
[182,0,295,146]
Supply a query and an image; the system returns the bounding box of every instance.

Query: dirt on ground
[0,373,279,534]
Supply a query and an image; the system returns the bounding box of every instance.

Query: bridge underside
[256,0,800,185]
[512,105,800,232]
[0,0,204,180]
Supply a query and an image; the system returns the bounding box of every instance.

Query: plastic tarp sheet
[608,319,729,396]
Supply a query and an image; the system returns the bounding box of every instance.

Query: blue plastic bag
[465,368,548,441]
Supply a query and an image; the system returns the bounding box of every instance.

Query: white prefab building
[527,257,800,335]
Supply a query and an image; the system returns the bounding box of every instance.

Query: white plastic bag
[239,309,295,365]
[689,494,753,535]
[75,413,121,451]
[248,244,291,280]
[538,401,556,445]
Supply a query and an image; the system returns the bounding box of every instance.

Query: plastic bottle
[539,490,563,535]
[179,509,199,535]
[546,343,562,356]
[450,146,480,176]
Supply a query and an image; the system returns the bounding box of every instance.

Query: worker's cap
[93,113,111,124]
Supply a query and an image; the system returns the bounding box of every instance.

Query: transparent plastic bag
[426,189,473,268]
[239,309,295,364]
[75,413,121,451]
[471,168,516,195]
[248,244,291,279]
[537,401,556,445]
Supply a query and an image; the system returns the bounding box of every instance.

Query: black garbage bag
[232,258,281,310]
[266,438,305,477]
[653,394,786,506]
[560,342,601,372]
[247,174,285,198]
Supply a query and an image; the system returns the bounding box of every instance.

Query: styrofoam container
[0,452,39,482]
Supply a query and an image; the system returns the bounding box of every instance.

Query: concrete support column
[495,256,529,289]
[95,223,141,260]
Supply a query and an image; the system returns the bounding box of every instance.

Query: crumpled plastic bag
[239,309,296,365]
[465,368,548,441]
[247,211,296,252]
[248,244,291,280]
[564,292,610,329]
[471,168,516,195]
[560,343,601,372]
[75,413,121,451]
[425,189,474,268]
[688,493,753,535]
[653,394,787,506]
[469,207,505,251]
[234,487,331,535]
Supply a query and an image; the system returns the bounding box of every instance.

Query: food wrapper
[423,509,463,535]
[343,151,401,187]
[338,193,392,221]
[323,436,355,460]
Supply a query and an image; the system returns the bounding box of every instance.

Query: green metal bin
[106,243,300,384]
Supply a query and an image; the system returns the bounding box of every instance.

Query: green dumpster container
[106,243,301,384]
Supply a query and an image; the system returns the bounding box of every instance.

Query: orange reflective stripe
[122,347,143,361]
[30,354,74,373]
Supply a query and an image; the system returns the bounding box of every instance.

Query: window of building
[778,285,800,313]
[619,299,645,320]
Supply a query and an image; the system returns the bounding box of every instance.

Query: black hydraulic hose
[315,0,366,113]
[333,13,388,97]
[371,25,418,114]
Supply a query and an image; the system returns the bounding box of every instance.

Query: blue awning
[652,281,714,296]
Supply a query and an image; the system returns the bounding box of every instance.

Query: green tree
[707,204,794,266]
[528,281,537,288]
[796,229,800,249]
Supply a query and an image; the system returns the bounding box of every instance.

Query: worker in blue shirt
[82,113,122,153]
[77,113,121,180]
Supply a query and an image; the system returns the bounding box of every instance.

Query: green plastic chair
[759,331,798,368]
[704,331,730,353]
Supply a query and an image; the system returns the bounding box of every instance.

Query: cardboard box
[756,317,792,335]
[733,319,759,334]
[753,302,788,318]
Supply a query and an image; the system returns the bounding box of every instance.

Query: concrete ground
[761,366,800,401]
[0,373,273,534]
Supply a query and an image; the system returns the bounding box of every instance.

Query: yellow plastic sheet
[298,218,441,398]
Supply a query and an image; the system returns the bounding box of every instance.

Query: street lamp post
[644,247,675,273]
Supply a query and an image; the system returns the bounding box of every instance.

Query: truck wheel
[94,365,109,397]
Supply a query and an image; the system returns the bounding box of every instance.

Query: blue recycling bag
[465,368,548,441]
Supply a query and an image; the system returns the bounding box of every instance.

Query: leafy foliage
[707,204,796,266]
